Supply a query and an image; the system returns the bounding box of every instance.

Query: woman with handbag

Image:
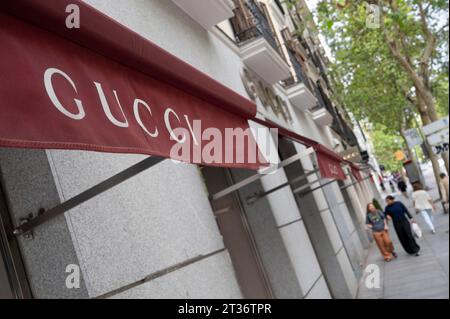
[366,203,397,262]
[384,195,421,256]
[412,183,437,234]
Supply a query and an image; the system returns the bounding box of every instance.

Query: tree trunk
[417,95,443,188]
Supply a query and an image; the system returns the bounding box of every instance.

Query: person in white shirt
[412,183,437,234]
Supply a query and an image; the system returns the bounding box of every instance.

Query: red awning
[0,0,264,170]
[349,162,363,181]
[314,144,347,180]
[253,118,347,180]
[0,0,349,177]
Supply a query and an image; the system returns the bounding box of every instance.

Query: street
[358,161,449,299]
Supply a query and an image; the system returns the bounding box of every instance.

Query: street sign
[422,117,449,155]
[422,116,449,136]
[432,143,449,155]
[427,129,449,146]
[431,141,449,155]
[404,128,423,148]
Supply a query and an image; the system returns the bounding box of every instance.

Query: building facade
[0,0,380,299]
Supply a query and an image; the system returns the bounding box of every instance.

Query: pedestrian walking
[412,183,437,234]
[366,203,397,262]
[439,173,449,213]
[384,195,421,256]
[397,179,408,198]
[389,180,396,193]
[379,174,386,191]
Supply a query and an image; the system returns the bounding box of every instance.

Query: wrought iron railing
[231,0,283,57]
[282,47,313,92]
[314,84,359,145]
[310,84,329,113]
[274,0,285,15]
[332,112,359,147]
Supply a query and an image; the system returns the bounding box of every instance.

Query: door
[0,179,32,299]
[201,166,273,299]
[277,138,352,299]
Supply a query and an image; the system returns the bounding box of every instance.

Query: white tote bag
[412,222,423,239]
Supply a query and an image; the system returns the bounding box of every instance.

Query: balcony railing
[311,84,330,112]
[282,48,313,92]
[332,112,359,147]
[231,0,284,58]
[230,0,290,84]
[274,0,285,15]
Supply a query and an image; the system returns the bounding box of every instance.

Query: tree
[370,126,406,172]
[310,0,449,186]
[375,0,449,173]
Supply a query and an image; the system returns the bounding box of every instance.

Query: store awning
[2,0,354,236]
[0,0,350,176]
[313,144,347,180]
[349,162,363,181]
[0,0,264,170]
[252,117,348,180]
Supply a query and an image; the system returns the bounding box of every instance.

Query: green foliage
[370,127,405,171]
[433,71,450,117]
[318,8,412,134]
[306,0,448,157]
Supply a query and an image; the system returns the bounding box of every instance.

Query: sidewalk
[358,164,449,299]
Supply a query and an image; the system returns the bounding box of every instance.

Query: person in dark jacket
[397,179,408,198]
[384,195,421,256]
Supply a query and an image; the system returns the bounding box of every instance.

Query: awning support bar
[246,169,319,205]
[340,175,372,191]
[293,179,337,197]
[13,156,165,236]
[211,147,315,201]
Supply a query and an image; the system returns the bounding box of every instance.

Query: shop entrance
[0,180,32,299]
[339,180,371,250]
[277,138,353,299]
[201,166,273,299]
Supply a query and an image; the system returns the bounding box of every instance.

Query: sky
[305,0,319,10]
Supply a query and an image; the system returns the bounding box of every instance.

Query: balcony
[281,40,317,111]
[282,77,317,111]
[311,105,333,126]
[331,111,359,147]
[172,0,235,29]
[311,85,333,126]
[231,0,291,84]
[239,38,291,84]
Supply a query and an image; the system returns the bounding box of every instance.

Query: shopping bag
[412,222,422,239]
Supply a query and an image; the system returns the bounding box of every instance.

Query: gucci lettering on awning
[0,10,267,170]
[314,145,347,180]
